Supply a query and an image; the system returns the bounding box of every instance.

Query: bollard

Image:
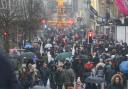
[101,83,104,89]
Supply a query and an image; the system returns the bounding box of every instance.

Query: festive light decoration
[115,0,128,16]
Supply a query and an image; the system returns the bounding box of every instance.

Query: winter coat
[39,67,49,80]
[55,69,64,85]
[104,65,115,82]
[0,50,21,89]
[96,69,104,78]
[49,71,56,84]
[73,62,84,78]
[63,68,75,85]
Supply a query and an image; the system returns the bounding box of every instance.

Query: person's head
[22,67,26,72]
[57,66,63,71]
[115,77,120,84]
[30,66,35,72]
[97,65,104,70]
[64,62,71,69]
[43,63,47,68]
[99,58,103,62]
[111,74,123,86]
[51,65,57,71]
[27,63,32,70]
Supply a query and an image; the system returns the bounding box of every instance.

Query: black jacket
[55,70,64,85]
[0,50,21,89]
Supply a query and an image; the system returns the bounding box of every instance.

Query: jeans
[57,85,63,89]
[40,79,48,87]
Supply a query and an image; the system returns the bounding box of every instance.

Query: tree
[19,0,46,41]
[0,0,46,53]
[0,0,22,53]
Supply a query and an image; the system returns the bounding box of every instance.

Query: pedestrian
[63,61,75,89]
[49,64,57,89]
[107,74,124,89]
[25,64,35,88]
[55,66,64,89]
[72,58,84,83]
[39,63,50,87]
[19,67,29,89]
[0,50,21,89]
[96,59,105,78]
[104,60,116,86]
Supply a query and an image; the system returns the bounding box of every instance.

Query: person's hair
[111,74,123,86]
[65,62,71,69]
[97,65,103,70]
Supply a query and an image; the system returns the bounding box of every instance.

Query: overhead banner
[115,0,128,16]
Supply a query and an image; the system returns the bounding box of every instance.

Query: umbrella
[19,52,36,60]
[24,43,33,49]
[55,52,72,60]
[119,61,128,73]
[45,43,52,49]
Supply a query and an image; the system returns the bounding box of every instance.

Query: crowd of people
[19,59,76,89]
[1,29,128,89]
[16,29,128,89]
